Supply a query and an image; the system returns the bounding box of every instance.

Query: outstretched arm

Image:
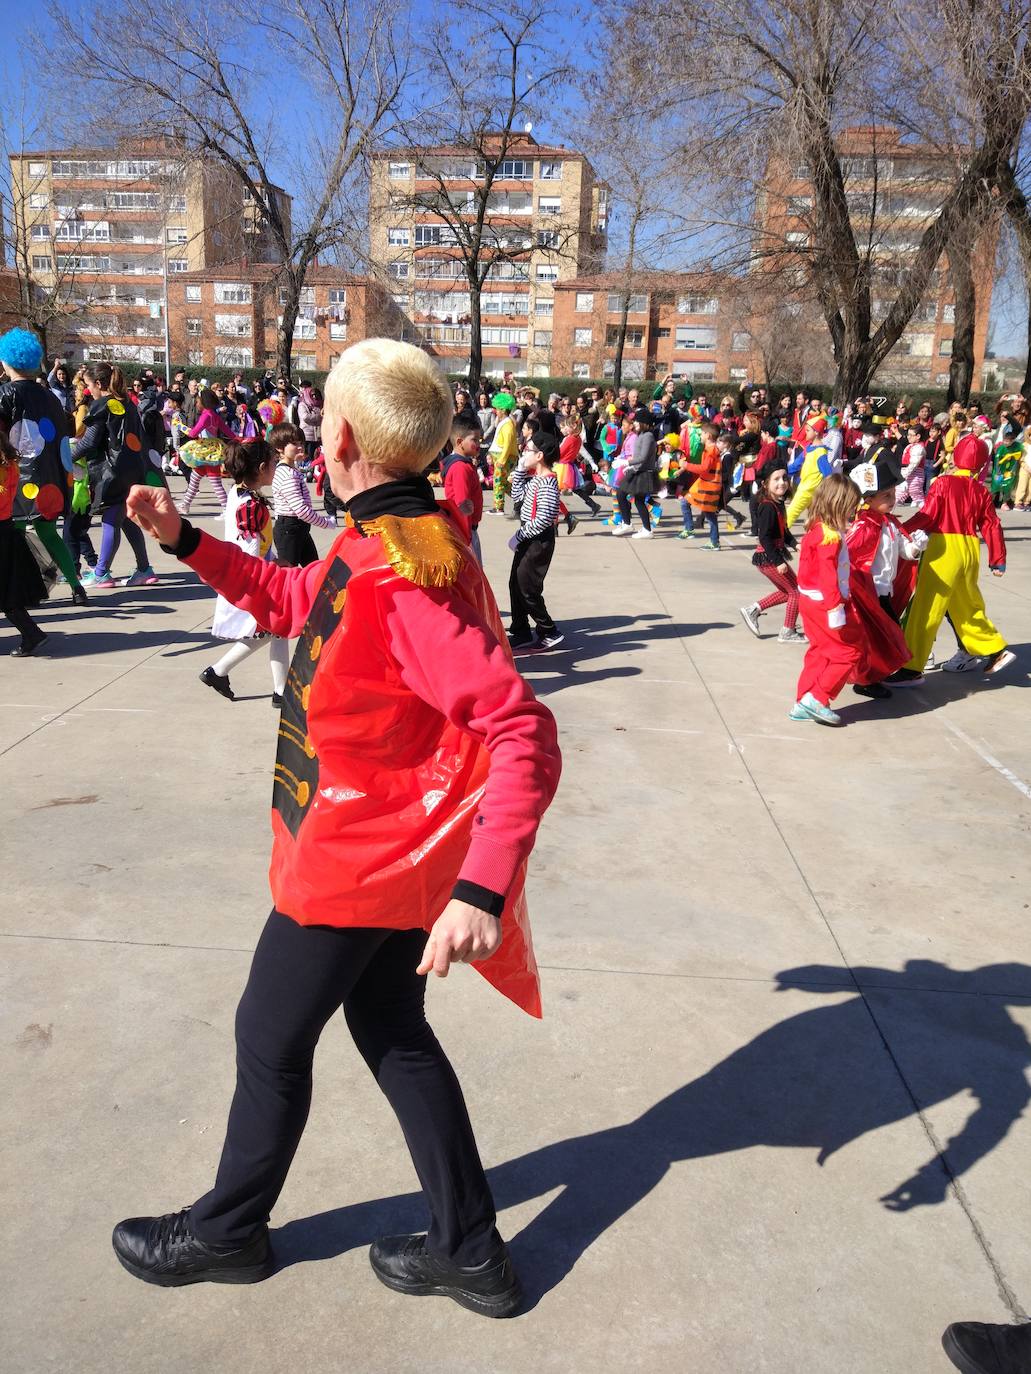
[126,484,325,638]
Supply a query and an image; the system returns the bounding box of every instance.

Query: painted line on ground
[943,718,1031,802]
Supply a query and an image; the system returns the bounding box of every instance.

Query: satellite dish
[524,121,533,134]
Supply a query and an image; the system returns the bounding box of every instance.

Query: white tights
[212,637,290,694]
[182,470,228,512]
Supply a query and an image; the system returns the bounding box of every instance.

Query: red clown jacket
[173,475,560,1017]
[844,507,914,683]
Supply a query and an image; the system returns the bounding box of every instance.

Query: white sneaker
[941,650,983,673]
[924,652,936,671]
[631,528,654,539]
[611,524,631,536]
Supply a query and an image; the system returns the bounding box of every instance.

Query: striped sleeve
[518,475,559,540]
[273,463,334,528]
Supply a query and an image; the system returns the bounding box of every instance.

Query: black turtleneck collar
[342,473,438,525]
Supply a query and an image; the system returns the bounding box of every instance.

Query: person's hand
[417,900,502,978]
[126,483,182,546]
[776,562,789,574]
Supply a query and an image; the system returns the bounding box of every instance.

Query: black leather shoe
[112,1207,273,1287]
[943,1320,1031,1373]
[199,666,234,700]
[71,586,89,607]
[369,1233,523,1317]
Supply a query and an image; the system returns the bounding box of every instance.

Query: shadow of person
[271,959,1031,1307]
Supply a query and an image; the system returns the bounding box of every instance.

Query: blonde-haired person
[788,473,865,726]
[116,338,560,1318]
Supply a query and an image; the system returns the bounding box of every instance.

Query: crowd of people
[0,328,1021,731]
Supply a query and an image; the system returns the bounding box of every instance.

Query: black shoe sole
[114,1248,274,1287]
[369,1262,523,1318]
[940,1327,990,1374]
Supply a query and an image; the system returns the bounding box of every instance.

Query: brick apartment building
[369,135,607,377]
[8,137,291,368]
[553,127,992,390]
[166,262,404,377]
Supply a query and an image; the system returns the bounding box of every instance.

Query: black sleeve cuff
[161,518,202,559]
[451,879,505,918]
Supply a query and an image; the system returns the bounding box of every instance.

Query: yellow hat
[661,433,680,449]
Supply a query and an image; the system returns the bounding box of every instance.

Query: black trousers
[189,912,499,1265]
[508,531,557,635]
[274,516,320,568]
[616,492,652,530]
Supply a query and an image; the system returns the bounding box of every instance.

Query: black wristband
[450,879,504,918]
[160,519,201,559]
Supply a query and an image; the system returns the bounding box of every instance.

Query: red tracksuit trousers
[796,604,866,706]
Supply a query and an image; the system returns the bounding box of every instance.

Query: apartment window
[623,360,645,380]
[534,330,552,347]
[185,318,202,336]
[787,196,813,214]
[328,288,347,304]
[534,298,553,317]
[574,327,592,347]
[391,292,409,310]
[29,192,48,209]
[935,372,950,385]
[168,259,188,273]
[573,363,590,379]
[540,161,561,180]
[606,325,644,347]
[481,327,527,345]
[677,295,718,314]
[482,293,527,315]
[938,339,952,356]
[29,160,47,176]
[329,322,347,340]
[285,317,317,340]
[387,227,411,247]
[675,326,716,350]
[536,265,558,282]
[292,353,316,370]
[278,286,316,306]
[607,292,648,313]
[30,225,49,240]
[498,159,532,179]
[388,161,411,178]
[484,260,529,282]
[575,292,594,313]
[488,190,532,215]
[904,333,934,357]
[110,192,160,209]
[188,350,203,365]
[786,231,809,246]
[388,261,410,279]
[58,254,110,272]
[414,224,457,247]
[656,327,670,338]
[536,230,560,249]
[169,196,186,213]
[732,332,749,351]
[215,313,251,337]
[538,196,561,215]
[214,346,253,367]
[185,284,202,303]
[166,227,188,244]
[943,303,956,323]
[413,291,470,316]
[31,254,51,271]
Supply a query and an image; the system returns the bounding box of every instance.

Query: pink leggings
[757,563,799,630]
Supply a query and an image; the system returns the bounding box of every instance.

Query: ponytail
[83,361,128,399]
[109,365,127,401]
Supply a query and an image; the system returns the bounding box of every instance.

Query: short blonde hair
[324,338,452,472]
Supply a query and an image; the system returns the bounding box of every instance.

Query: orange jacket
[680,443,723,513]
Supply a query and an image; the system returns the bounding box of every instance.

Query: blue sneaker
[80,569,97,585]
[788,702,812,721]
[799,692,842,726]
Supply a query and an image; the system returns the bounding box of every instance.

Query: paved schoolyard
[4,491,1031,1373]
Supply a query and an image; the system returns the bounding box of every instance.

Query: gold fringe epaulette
[354,512,466,588]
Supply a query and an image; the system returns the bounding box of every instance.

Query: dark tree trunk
[468,277,483,391]
[946,231,976,406]
[612,297,630,392]
[831,343,876,407]
[277,280,299,382]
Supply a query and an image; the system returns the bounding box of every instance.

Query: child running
[269,422,335,568]
[676,420,723,548]
[199,439,291,707]
[789,473,865,726]
[178,387,236,514]
[739,462,806,643]
[508,431,563,651]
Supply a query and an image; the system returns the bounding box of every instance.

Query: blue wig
[0,327,44,371]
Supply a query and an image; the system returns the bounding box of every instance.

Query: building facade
[166,262,403,377]
[8,138,291,367]
[369,136,607,377]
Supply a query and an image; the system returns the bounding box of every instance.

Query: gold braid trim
[352,512,466,588]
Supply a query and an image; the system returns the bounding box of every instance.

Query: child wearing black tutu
[0,432,48,656]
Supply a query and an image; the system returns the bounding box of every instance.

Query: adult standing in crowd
[298,382,323,464]
[47,360,75,414]
[614,407,660,539]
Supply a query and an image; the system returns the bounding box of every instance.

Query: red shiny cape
[269,518,542,1018]
[845,509,912,683]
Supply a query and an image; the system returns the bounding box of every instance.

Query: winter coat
[619,430,659,496]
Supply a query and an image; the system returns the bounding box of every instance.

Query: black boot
[112,1208,273,1287]
[943,1320,1031,1373]
[369,1233,523,1318]
[71,586,89,607]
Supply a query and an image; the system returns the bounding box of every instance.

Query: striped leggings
[756,563,799,630]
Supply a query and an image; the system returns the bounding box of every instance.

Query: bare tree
[613,0,1031,403]
[45,0,406,379]
[384,0,573,388]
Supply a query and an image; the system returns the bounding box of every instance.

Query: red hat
[808,416,828,435]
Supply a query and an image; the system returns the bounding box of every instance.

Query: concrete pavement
[4,490,1031,1373]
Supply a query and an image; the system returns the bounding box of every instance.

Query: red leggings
[756,563,799,629]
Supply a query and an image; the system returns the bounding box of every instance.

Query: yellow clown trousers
[786,456,822,526]
[903,532,1006,670]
